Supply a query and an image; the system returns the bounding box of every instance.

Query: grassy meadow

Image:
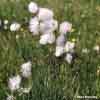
[0,0,100,99]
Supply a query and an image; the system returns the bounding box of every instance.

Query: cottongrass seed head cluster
[6,1,77,100]
[0,1,98,100]
[28,1,75,64]
[7,61,32,100]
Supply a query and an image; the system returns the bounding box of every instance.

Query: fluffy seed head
[21,61,32,78]
[8,75,21,92]
[59,21,72,34]
[29,17,39,35]
[39,32,55,45]
[65,53,73,64]
[39,19,58,34]
[55,46,65,57]
[28,2,38,14]
[56,34,66,46]
[38,8,54,21]
[10,22,21,32]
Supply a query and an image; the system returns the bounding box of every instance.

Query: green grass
[0,0,100,99]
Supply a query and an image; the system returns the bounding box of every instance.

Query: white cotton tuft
[39,33,49,45]
[39,21,52,34]
[55,46,65,57]
[28,2,38,14]
[65,53,73,64]
[59,21,72,34]
[10,22,21,32]
[56,34,66,46]
[29,17,39,35]
[38,8,54,21]
[39,32,55,45]
[39,19,58,34]
[8,75,21,92]
[65,41,75,53]
[21,61,32,78]
[4,20,9,25]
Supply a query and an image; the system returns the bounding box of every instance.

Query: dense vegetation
[0,0,100,99]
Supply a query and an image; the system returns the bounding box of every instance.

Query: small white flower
[10,22,21,32]
[93,45,99,52]
[65,53,73,64]
[28,2,38,14]
[55,46,65,57]
[82,48,89,54]
[56,34,66,46]
[65,41,75,53]
[38,8,54,21]
[21,61,32,78]
[39,19,58,34]
[8,75,21,92]
[59,21,72,34]
[6,95,15,100]
[29,17,39,35]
